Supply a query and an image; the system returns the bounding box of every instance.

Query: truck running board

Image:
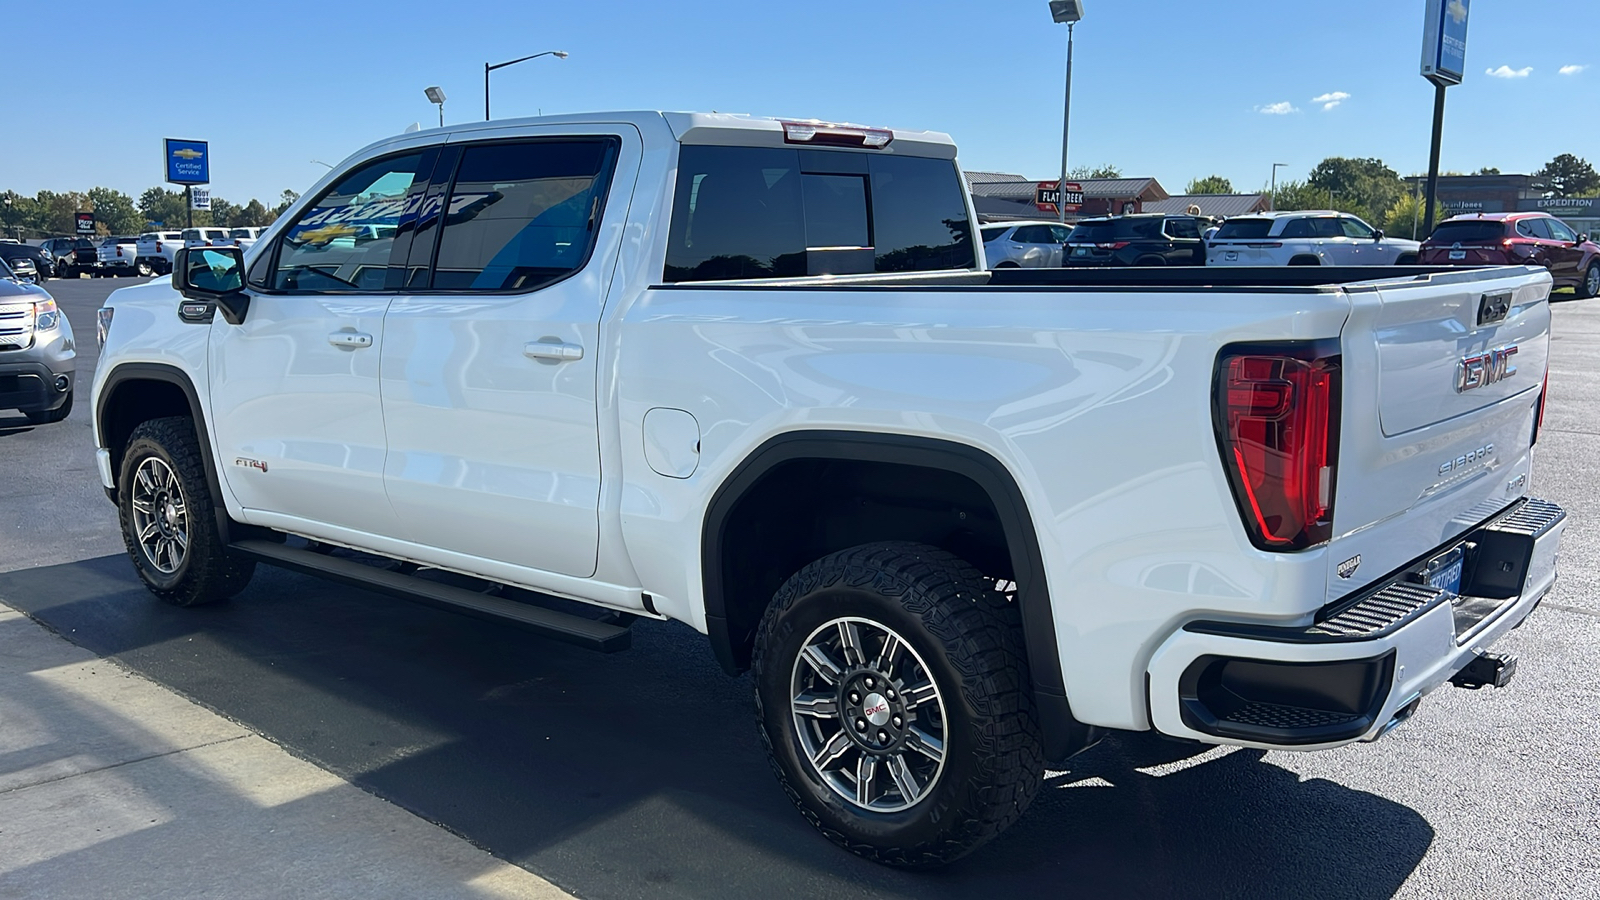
[229,539,633,653]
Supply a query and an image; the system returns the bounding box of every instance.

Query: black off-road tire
[118,416,255,607]
[752,542,1044,867]
[23,389,71,425]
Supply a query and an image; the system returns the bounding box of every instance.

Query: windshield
[1428,221,1507,244]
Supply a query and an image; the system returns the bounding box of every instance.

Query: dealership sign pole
[164,138,210,229]
[1420,0,1470,235]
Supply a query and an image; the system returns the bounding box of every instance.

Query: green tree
[1269,179,1327,212]
[1533,154,1600,198]
[1069,164,1121,180]
[236,198,272,227]
[270,188,301,219]
[1185,175,1234,194]
[1382,193,1450,241]
[209,197,240,228]
[86,187,142,235]
[1306,157,1404,223]
[31,191,89,237]
[1477,167,1501,175]
[137,187,189,230]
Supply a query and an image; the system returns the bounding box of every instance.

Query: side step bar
[229,539,632,652]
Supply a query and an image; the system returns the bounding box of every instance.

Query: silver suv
[981,220,1073,268]
[0,262,75,424]
[1207,211,1421,267]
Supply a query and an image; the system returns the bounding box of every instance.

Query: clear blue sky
[2,0,1590,204]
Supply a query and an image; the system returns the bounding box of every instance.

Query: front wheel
[752,542,1043,867]
[1580,262,1600,300]
[136,259,153,277]
[118,417,255,606]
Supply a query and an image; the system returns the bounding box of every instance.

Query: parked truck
[91,112,1566,866]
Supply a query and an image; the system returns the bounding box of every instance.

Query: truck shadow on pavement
[0,555,1434,900]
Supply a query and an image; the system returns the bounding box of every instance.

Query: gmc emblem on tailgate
[1456,345,1518,393]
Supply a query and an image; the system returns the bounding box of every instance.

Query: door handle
[328,332,373,349]
[524,341,584,362]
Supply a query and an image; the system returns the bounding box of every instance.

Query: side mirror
[173,246,249,325]
[1581,234,1591,243]
[1373,229,1385,242]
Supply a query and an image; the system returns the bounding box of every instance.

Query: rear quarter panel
[612,283,1353,729]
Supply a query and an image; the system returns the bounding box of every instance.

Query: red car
[1420,212,1600,298]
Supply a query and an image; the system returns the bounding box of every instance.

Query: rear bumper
[1146,498,1566,750]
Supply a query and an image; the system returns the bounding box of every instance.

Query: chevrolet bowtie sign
[164,138,210,185]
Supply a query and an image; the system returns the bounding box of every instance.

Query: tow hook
[1449,652,1518,690]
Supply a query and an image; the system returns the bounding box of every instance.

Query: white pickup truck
[135,231,185,276]
[90,112,1566,866]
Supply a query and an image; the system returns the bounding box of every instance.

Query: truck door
[208,145,440,539]
[378,129,637,579]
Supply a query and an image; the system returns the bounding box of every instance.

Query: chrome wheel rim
[790,617,948,813]
[130,457,188,574]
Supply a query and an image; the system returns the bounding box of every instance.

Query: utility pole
[1049,2,1085,224]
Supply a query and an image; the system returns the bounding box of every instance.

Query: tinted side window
[273,152,426,291]
[1545,218,1577,242]
[1167,218,1201,239]
[1280,218,1313,239]
[868,155,974,273]
[979,226,1011,243]
[665,145,806,282]
[429,139,616,292]
[1012,225,1048,244]
[1213,219,1272,240]
[1339,217,1374,238]
[1518,219,1548,239]
[1049,225,1072,242]
[1114,218,1163,240]
[1312,218,1344,238]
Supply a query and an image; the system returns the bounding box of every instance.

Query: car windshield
[1212,219,1273,240]
[1428,221,1506,244]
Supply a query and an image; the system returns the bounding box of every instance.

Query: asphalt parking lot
[2,276,1598,899]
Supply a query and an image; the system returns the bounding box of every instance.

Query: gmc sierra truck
[91,112,1566,866]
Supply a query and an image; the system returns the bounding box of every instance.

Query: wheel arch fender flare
[97,362,232,541]
[700,430,1096,762]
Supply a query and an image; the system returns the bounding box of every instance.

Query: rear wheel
[1395,253,1418,266]
[1580,262,1600,299]
[56,263,72,279]
[136,259,153,277]
[118,417,255,607]
[1289,255,1321,266]
[752,542,1043,867]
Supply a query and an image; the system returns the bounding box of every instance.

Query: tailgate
[1207,242,1280,266]
[1322,268,1551,603]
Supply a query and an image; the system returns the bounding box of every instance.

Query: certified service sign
[164,138,210,185]
[1421,0,1470,86]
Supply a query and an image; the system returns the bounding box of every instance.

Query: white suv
[1207,211,1420,267]
[981,220,1072,268]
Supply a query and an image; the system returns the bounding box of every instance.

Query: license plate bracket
[1449,250,1467,260]
[1424,546,1465,596]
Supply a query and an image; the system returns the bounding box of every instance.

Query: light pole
[1269,162,1287,211]
[424,86,447,128]
[484,50,568,121]
[1049,1,1083,224]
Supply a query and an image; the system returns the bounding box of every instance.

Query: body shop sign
[164,138,210,185]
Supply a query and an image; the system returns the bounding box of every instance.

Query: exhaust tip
[53,375,69,392]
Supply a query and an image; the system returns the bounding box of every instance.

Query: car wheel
[1395,253,1418,266]
[1134,256,1166,267]
[118,417,256,607]
[752,542,1043,867]
[136,259,153,277]
[23,389,71,425]
[1289,255,1321,266]
[993,262,1020,269]
[56,264,72,279]
[1580,263,1600,300]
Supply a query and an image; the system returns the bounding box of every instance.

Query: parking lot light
[424,86,447,128]
[1270,162,1287,211]
[1049,2,1084,224]
[484,50,569,121]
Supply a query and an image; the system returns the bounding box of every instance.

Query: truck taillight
[1214,344,1341,551]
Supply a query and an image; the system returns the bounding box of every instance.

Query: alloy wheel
[790,616,948,813]
[1587,266,1599,298]
[130,457,189,574]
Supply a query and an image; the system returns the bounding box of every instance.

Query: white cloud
[1486,65,1534,79]
[1560,65,1588,75]
[1312,91,1351,111]
[1256,102,1299,115]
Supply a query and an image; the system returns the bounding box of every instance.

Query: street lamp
[1049,1,1083,224]
[424,86,447,128]
[484,50,568,121]
[1269,162,1288,211]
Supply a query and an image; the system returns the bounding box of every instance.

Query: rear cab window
[664,145,975,282]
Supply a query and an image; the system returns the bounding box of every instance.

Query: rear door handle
[524,341,584,362]
[328,332,373,349]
